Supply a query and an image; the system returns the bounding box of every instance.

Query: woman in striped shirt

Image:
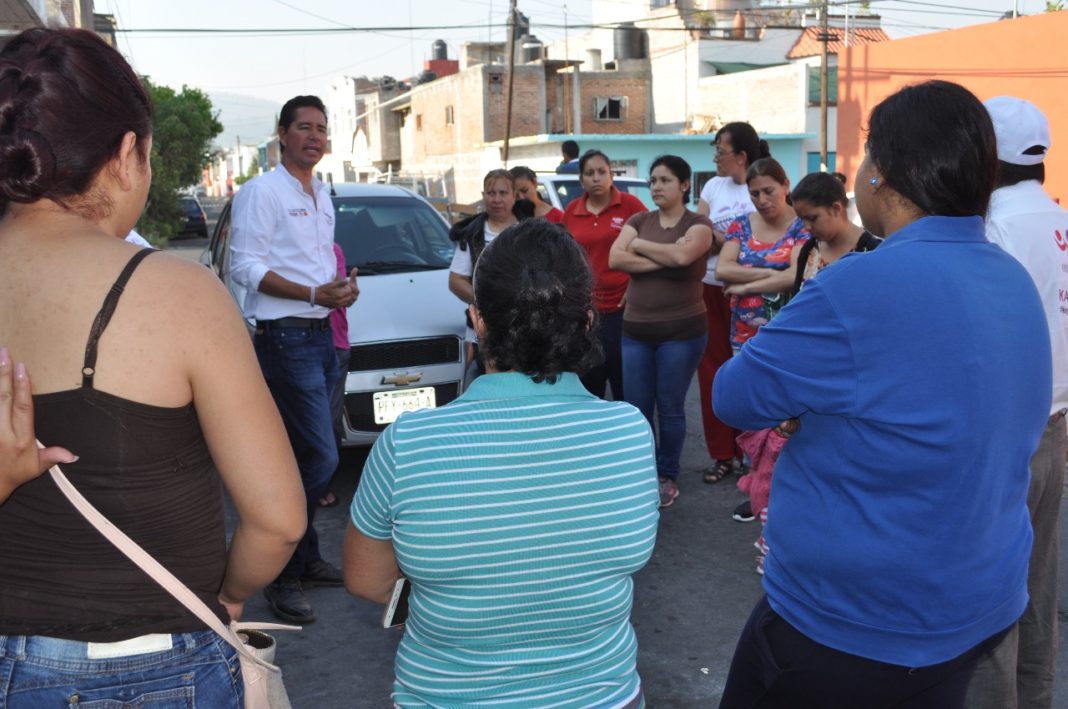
[344,220,660,709]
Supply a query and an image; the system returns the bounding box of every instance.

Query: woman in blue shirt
[714,81,1051,708]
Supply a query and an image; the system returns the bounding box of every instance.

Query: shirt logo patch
[611,216,625,230]
[325,213,334,226]
[1055,229,1067,252]
[287,208,310,217]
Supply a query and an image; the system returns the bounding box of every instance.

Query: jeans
[0,631,241,708]
[581,310,624,400]
[622,332,707,480]
[255,325,340,579]
[965,414,1067,709]
[720,596,1009,709]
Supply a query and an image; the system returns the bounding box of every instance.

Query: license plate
[373,387,437,424]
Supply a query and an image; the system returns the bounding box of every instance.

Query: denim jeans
[255,325,340,579]
[622,333,707,480]
[0,631,241,707]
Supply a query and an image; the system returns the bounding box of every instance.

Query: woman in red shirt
[561,150,647,400]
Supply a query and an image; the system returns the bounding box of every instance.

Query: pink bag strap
[39,441,298,668]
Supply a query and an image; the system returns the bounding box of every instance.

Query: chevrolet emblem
[382,373,423,386]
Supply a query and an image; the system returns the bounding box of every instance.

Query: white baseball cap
[984,96,1050,166]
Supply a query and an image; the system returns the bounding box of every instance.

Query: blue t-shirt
[714,215,1051,667]
[353,372,659,707]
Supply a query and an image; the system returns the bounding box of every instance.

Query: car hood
[345,268,464,344]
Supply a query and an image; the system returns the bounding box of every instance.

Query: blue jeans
[255,325,340,579]
[0,631,241,707]
[622,333,706,480]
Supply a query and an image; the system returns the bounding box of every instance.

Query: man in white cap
[966,96,1068,709]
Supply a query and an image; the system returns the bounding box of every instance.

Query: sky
[99,0,1043,146]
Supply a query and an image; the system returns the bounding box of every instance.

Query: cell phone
[381,577,411,629]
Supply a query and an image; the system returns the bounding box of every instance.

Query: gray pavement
[225,379,1068,707]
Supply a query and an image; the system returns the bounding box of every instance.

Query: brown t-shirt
[623,210,713,341]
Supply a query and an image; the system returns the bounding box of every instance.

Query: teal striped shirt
[352,372,659,708]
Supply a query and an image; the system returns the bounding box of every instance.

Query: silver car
[202,182,466,447]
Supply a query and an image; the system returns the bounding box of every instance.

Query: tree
[234,155,261,186]
[137,78,222,242]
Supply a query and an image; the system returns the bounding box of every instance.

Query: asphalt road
[218,380,1068,708]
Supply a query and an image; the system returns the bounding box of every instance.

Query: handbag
[40,441,300,709]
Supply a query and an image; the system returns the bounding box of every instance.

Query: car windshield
[547,180,655,211]
[333,195,454,275]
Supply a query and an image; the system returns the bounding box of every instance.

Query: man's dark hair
[561,140,579,160]
[996,160,1045,188]
[278,95,326,132]
[867,80,996,217]
[473,220,602,383]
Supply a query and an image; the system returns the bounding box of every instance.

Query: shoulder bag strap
[39,441,298,670]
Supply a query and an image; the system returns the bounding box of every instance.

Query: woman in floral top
[715,158,809,351]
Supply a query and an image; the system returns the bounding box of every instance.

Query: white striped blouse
[352,371,660,708]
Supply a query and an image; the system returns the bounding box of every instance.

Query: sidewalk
[230,381,1068,707]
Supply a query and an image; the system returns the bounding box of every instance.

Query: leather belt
[256,317,330,332]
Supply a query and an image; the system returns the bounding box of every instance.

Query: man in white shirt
[965,96,1068,709]
[228,95,358,624]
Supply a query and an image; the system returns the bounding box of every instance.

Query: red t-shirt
[562,187,647,313]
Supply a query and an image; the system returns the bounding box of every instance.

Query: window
[445,105,454,125]
[593,96,626,122]
[806,151,837,174]
[807,66,838,106]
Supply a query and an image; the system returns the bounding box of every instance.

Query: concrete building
[1,0,105,45]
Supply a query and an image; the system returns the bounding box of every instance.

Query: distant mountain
[209,92,280,151]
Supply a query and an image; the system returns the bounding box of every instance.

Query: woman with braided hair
[345,220,659,708]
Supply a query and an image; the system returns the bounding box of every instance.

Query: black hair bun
[0,132,51,202]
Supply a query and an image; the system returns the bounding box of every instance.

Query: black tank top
[0,248,229,641]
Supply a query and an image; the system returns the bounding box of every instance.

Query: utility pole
[819,0,830,171]
[503,0,518,163]
[564,3,571,134]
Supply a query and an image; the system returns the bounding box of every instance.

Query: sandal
[702,459,733,484]
[318,491,339,508]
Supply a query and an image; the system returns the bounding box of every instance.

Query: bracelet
[309,285,316,306]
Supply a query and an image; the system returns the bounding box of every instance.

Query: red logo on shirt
[1055,229,1067,252]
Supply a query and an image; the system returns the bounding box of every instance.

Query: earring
[869,177,878,185]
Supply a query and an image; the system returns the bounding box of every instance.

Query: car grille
[349,337,461,372]
[345,382,461,433]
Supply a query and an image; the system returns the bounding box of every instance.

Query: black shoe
[300,559,344,588]
[732,500,756,523]
[263,578,315,623]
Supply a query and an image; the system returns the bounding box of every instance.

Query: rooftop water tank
[614,23,646,60]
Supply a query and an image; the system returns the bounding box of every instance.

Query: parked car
[177,195,208,239]
[202,182,467,447]
[535,174,655,211]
